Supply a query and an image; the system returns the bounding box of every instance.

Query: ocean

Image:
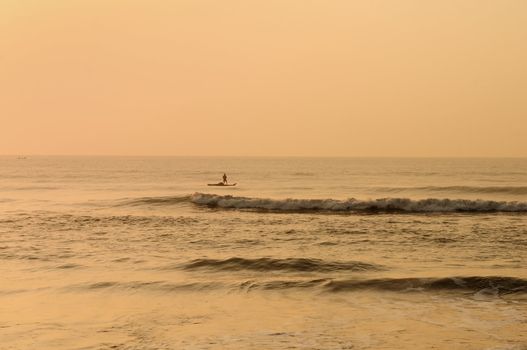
[1,156,526,349]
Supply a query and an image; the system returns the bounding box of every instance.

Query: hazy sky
[1,0,526,156]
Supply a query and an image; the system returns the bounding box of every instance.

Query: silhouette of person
[222,173,228,184]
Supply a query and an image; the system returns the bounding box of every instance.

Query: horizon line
[2,154,526,159]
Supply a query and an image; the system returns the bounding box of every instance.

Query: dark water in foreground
[1,157,526,349]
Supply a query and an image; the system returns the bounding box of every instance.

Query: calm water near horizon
[1,156,526,349]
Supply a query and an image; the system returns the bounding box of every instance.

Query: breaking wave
[190,193,527,213]
[321,276,527,294]
[249,276,527,296]
[181,257,383,272]
[65,276,527,296]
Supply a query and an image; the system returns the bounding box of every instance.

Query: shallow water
[1,157,526,349]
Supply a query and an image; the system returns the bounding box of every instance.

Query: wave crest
[68,276,527,296]
[250,276,527,295]
[121,195,191,206]
[190,193,527,213]
[324,276,527,294]
[182,257,383,272]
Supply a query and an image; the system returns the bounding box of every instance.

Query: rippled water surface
[1,157,526,349]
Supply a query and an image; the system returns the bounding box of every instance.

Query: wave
[65,276,527,296]
[66,280,223,293]
[247,276,527,295]
[120,195,191,206]
[1,213,201,237]
[252,276,527,295]
[190,193,527,213]
[181,257,383,273]
[321,276,527,294]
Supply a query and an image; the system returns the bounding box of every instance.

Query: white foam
[190,193,527,213]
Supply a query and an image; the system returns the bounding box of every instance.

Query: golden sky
[1,0,526,156]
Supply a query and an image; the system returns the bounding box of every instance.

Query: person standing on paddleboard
[222,173,228,184]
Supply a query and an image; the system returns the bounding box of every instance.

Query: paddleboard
[207,183,237,187]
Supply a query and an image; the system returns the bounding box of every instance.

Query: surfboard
[207,183,237,186]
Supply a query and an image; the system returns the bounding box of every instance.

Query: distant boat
[207,182,237,187]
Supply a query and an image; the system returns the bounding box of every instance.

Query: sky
[1,0,526,157]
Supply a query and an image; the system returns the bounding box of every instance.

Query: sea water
[0,156,526,349]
